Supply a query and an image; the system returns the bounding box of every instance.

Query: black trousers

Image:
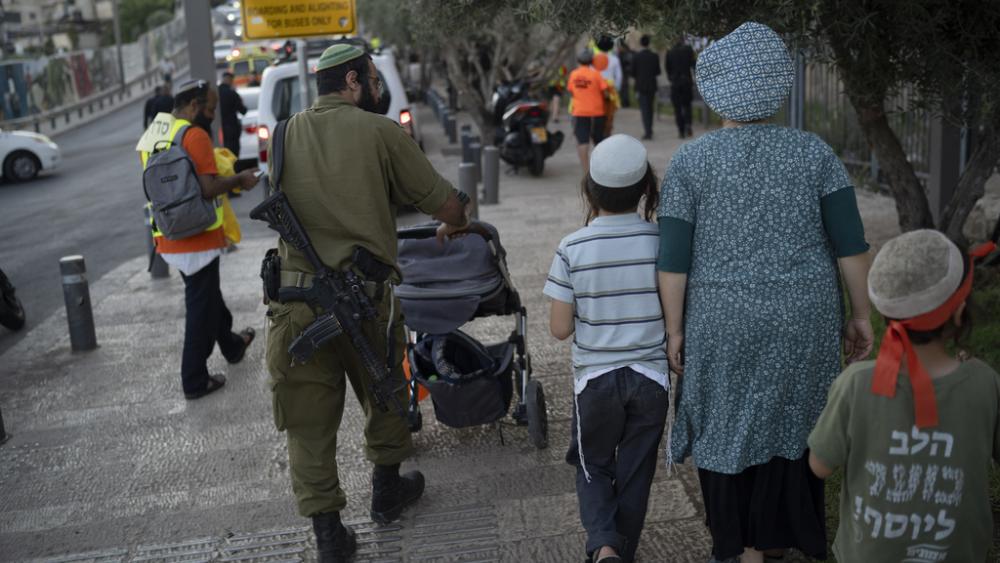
[222,127,241,159]
[566,368,669,562]
[179,258,243,393]
[673,102,692,136]
[637,91,655,137]
[671,84,693,136]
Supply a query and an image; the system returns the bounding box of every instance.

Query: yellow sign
[241,0,356,40]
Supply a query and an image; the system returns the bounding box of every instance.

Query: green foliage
[358,0,576,138]
[534,0,1000,240]
[145,10,174,31]
[357,0,415,49]
[119,0,174,43]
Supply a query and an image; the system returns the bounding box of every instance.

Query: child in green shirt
[808,229,999,562]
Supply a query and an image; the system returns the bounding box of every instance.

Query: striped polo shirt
[543,213,668,392]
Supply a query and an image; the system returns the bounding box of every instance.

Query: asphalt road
[0,98,272,356]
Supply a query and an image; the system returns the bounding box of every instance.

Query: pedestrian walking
[591,52,620,138]
[617,40,633,108]
[138,80,260,400]
[808,230,999,563]
[596,36,623,96]
[261,44,471,563]
[159,57,176,85]
[545,134,667,563]
[656,22,874,563]
[545,65,569,124]
[567,49,608,175]
[631,35,661,139]
[218,72,247,157]
[143,85,173,129]
[665,36,695,138]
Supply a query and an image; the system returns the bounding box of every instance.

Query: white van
[254,49,420,172]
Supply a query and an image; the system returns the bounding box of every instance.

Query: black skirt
[697,452,827,560]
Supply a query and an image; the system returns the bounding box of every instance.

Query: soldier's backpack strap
[269,119,289,193]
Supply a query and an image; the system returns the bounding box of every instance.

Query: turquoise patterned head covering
[695,22,794,122]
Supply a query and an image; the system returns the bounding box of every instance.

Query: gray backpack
[142,125,218,240]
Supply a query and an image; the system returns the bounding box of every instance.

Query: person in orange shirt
[567,49,608,175]
[156,81,260,400]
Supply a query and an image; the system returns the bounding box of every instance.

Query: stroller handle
[397,221,494,243]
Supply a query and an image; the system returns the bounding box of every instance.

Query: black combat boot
[311,511,356,563]
[370,463,425,525]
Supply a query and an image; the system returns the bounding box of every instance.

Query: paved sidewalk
[0,104,908,562]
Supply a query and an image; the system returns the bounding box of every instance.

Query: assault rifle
[250,189,404,416]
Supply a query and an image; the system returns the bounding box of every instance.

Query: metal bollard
[60,256,97,352]
[143,207,169,279]
[483,146,500,204]
[461,132,474,164]
[445,113,457,144]
[470,142,482,183]
[458,162,479,220]
[0,404,9,445]
[429,91,440,119]
[439,104,449,130]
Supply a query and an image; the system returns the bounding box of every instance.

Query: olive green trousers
[265,295,413,517]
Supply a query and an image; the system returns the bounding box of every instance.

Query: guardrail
[1,48,189,137]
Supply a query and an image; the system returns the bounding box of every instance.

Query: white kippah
[868,229,964,319]
[590,134,648,188]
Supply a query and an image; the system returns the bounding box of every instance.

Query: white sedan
[0,129,60,182]
[236,86,260,164]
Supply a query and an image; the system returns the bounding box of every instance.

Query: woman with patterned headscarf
[656,22,875,563]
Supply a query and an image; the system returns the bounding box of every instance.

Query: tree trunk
[442,50,496,142]
[940,128,1000,245]
[850,99,936,232]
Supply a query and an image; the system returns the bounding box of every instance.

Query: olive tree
[530,0,1000,244]
[359,0,577,142]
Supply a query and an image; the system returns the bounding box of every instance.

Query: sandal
[593,547,622,563]
[227,327,256,364]
[185,374,226,400]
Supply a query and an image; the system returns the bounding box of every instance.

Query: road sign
[241,0,356,40]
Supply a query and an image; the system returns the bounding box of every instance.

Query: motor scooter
[491,80,563,177]
[0,268,25,331]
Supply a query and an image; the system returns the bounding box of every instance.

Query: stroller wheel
[408,409,423,433]
[525,380,548,449]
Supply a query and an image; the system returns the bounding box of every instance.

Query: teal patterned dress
[659,124,851,474]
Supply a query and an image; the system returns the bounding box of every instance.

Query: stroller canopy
[397,222,506,334]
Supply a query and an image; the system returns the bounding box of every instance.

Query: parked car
[236,86,260,167]
[0,129,60,182]
[254,48,420,172]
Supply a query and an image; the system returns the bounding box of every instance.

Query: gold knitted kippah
[316,44,364,71]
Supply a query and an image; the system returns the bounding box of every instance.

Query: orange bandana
[871,241,996,427]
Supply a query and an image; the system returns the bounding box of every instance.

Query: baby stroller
[396,220,548,449]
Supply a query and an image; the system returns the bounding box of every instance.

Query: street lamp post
[0,0,8,54]
[112,0,125,88]
[182,0,220,134]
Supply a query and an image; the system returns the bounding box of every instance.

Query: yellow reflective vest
[140,117,224,241]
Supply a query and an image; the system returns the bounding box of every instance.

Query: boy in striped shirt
[544,135,669,563]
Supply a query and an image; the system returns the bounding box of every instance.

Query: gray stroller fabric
[397,222,504,334]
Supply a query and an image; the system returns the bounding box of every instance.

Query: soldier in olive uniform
[265,44,471,562]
